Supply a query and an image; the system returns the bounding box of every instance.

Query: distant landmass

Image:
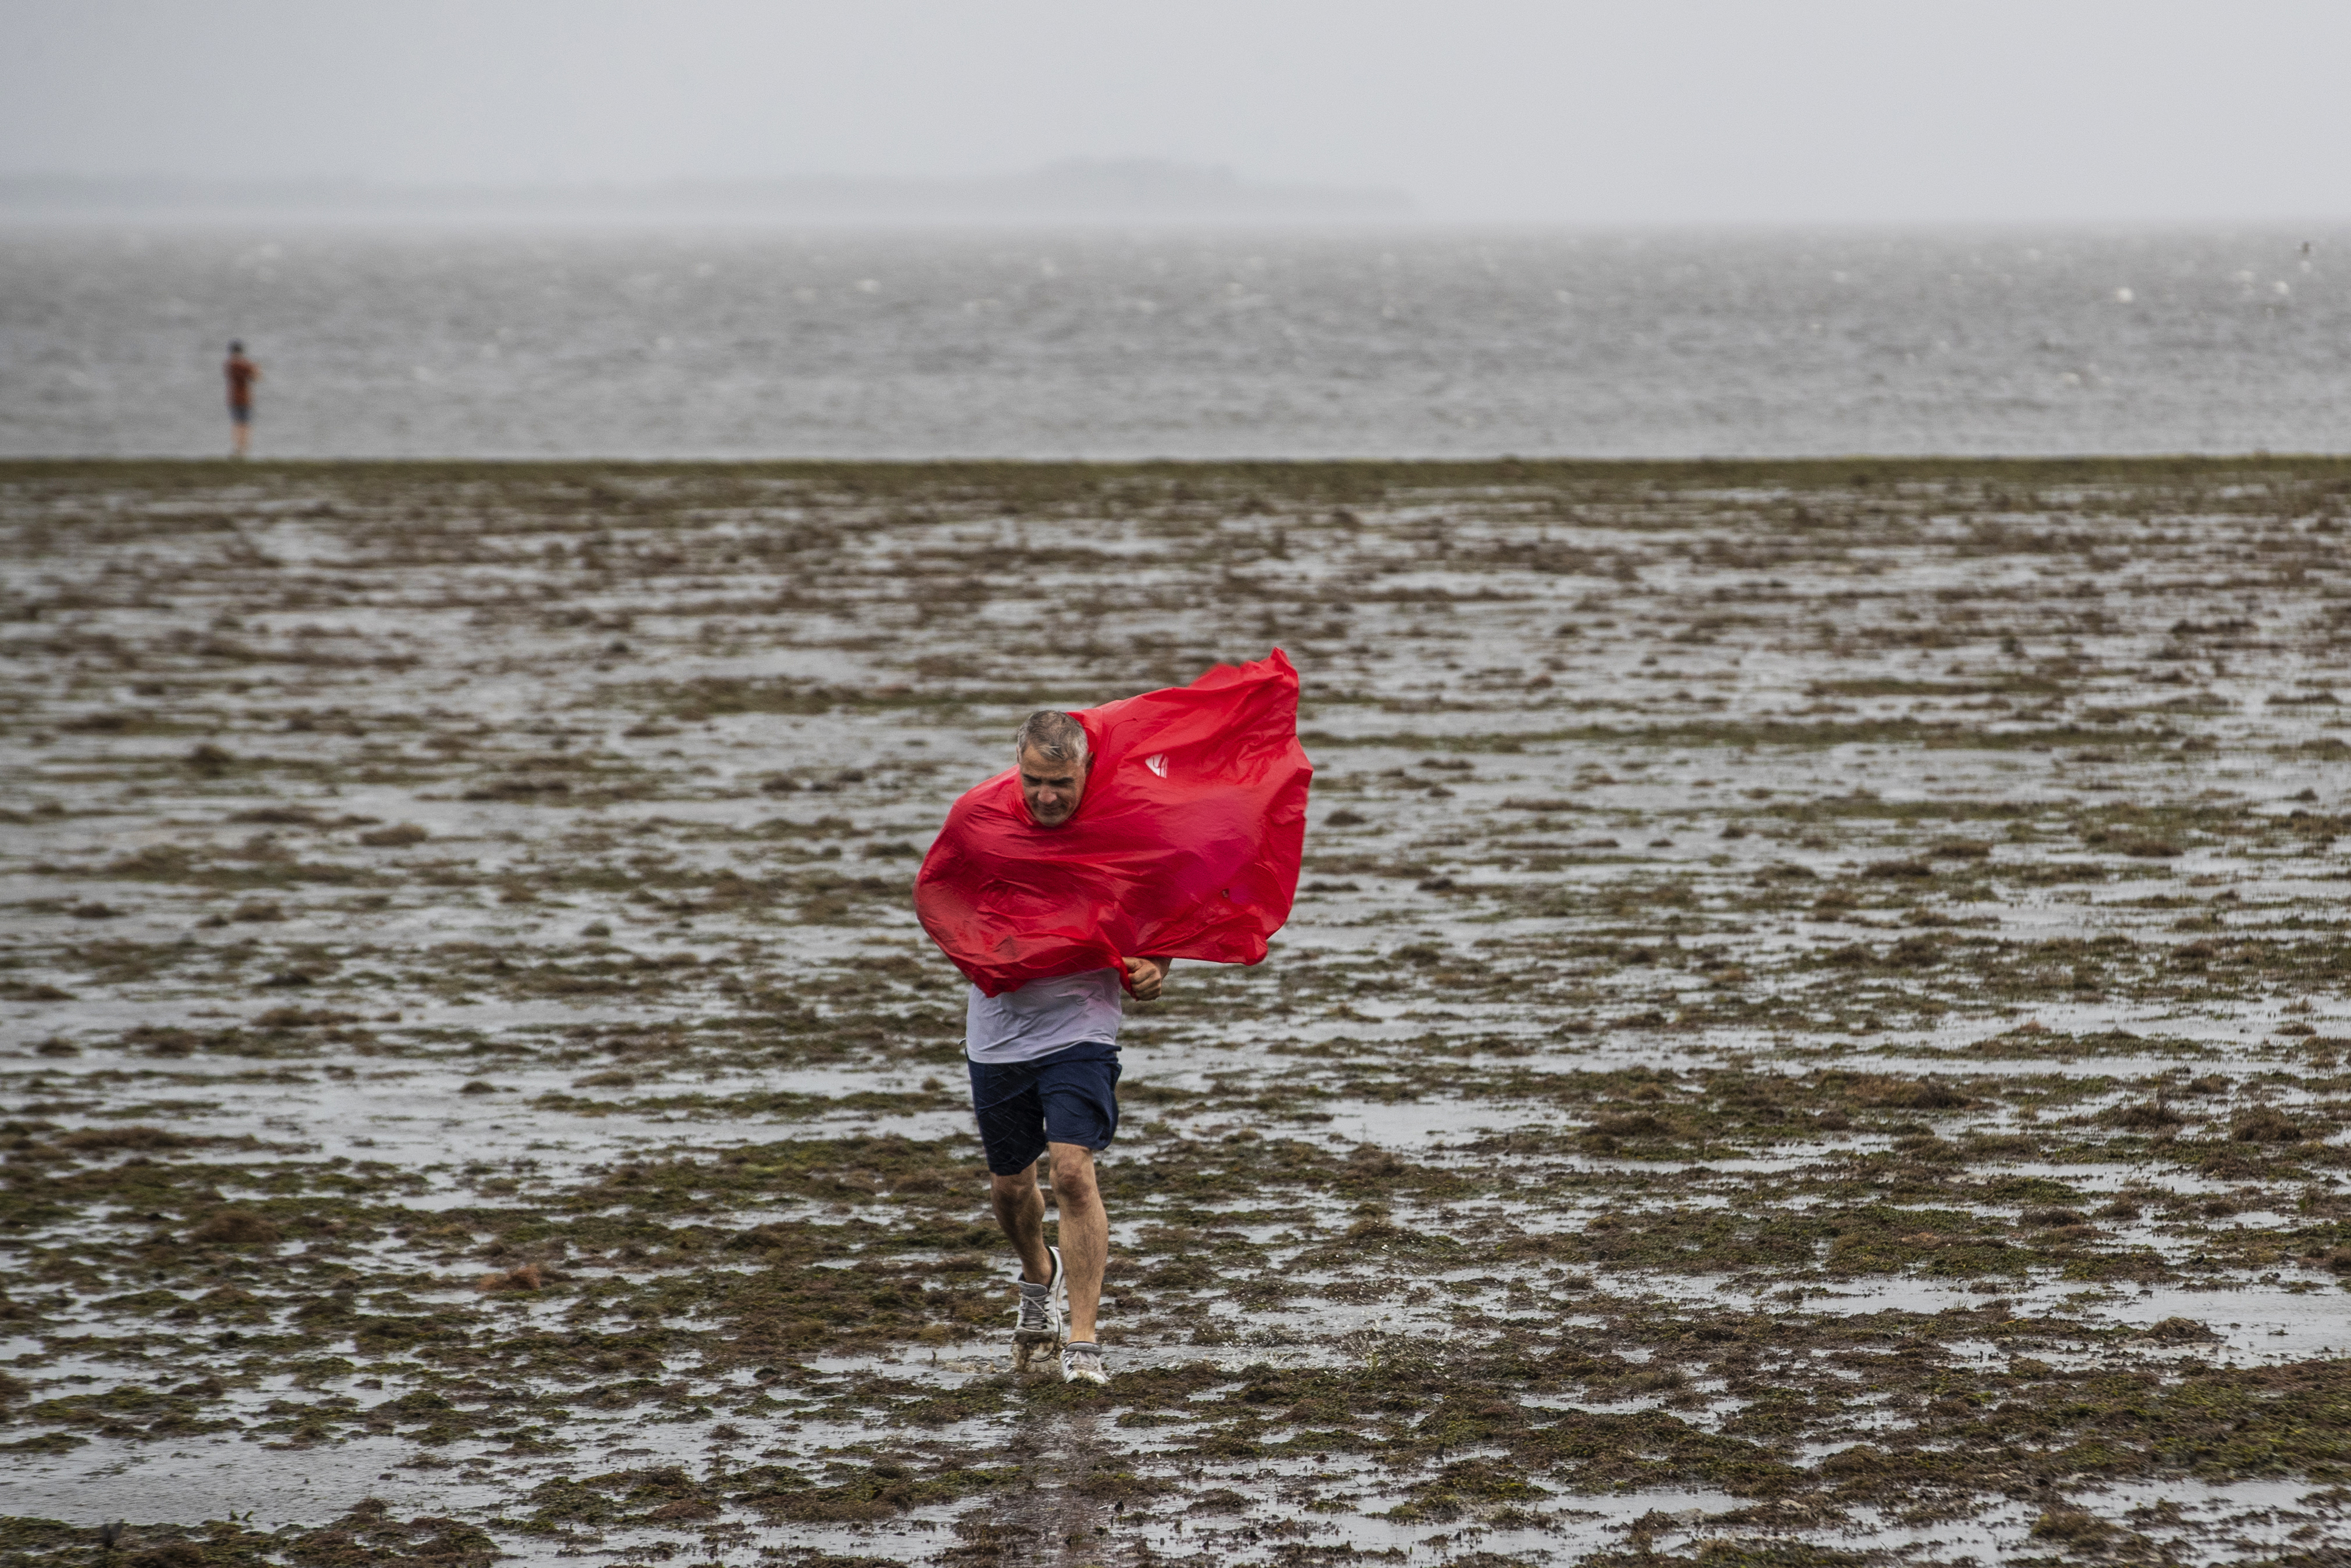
[0,160,1414,223]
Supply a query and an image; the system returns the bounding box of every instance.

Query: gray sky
[6,0,2349,223]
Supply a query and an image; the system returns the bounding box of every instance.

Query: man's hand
[1122,957,1167,1001]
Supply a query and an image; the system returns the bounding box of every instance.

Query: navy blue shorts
[967,1041,1121,1176]
[229,405,252,425]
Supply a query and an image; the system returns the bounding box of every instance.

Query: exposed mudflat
[5,456,2351,1567]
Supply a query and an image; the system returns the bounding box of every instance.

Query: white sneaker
[1061,1341,1108,1386]
[1011,1246,1065,1370]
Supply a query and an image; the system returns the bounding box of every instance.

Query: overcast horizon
[8,1,2351,227]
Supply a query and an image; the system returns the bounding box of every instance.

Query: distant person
[223,342,260,457]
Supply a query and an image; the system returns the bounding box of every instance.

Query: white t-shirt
[965,968,1125,1064]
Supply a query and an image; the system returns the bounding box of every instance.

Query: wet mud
[6,456,2351,1565]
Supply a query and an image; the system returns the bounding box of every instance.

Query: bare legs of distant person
[231,412,251,459]
[989,1141,1107,1344]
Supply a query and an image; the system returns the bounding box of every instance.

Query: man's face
[1018,746,1088,828]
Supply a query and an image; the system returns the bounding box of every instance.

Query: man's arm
[1122,955,1173,1001]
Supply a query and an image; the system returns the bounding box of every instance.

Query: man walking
[915,654,1313,1388]
[223,342,260,457]
[965,711,1166,1386]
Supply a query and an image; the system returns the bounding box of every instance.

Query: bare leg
[232,419,249,458]
[1047,1141,1107,1343]
[989,1162,1053,1284]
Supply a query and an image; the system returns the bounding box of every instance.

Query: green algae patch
[0,1503,495,1568]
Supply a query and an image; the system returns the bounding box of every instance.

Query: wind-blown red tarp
[915,650,1312,997]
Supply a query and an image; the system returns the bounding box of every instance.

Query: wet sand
[5,457,2351,1566]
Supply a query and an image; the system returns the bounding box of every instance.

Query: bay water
[2,223,2342,459]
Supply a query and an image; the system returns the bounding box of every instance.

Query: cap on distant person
[228,341,244,353]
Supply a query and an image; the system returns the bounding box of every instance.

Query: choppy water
[2,223,2344,458]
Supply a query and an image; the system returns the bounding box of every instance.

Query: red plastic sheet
[915,650,1313,997]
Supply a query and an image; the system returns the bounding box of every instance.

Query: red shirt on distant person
[225,346,258,410]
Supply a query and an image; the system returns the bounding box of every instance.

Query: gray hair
[1013,710,1088,764]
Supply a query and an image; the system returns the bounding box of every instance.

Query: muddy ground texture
[6,459,2351,1567]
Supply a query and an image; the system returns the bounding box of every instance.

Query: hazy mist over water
[3,224,2343,460]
